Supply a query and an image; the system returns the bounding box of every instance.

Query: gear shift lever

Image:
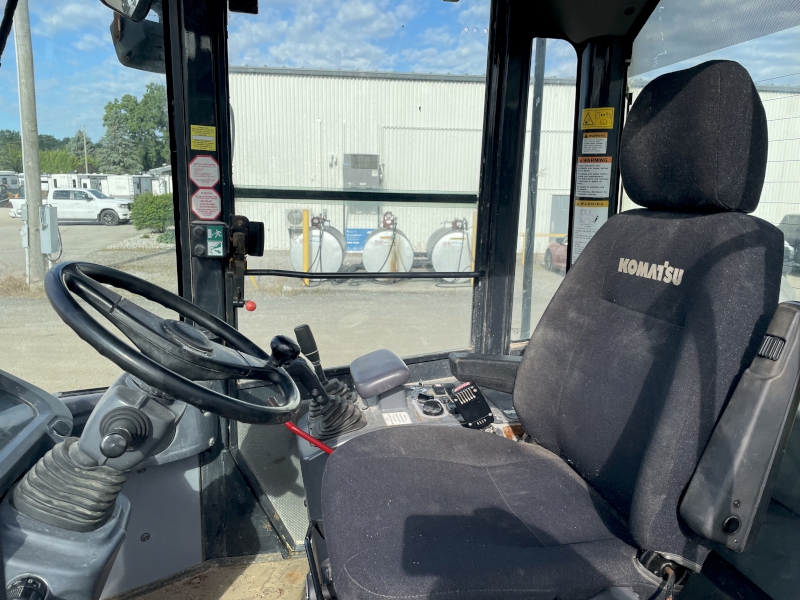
[293,324,358,403]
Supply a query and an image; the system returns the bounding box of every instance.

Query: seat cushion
[322,426,661,600]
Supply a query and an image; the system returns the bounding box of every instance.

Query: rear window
[52,190,70,200]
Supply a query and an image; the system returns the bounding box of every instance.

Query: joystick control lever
[269,335,301,368]
[294,324,327,383]
[294,324,359,403]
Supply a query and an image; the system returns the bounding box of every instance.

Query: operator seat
[321,60,782,599]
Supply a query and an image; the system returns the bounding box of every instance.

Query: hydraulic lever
[294,324,358,402]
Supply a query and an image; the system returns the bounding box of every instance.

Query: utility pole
[14,0,45,284]
[83,125,89,173]
[520,37,546,339]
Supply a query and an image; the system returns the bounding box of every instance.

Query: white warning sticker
[383,411,412,426]
[191,188,222,220]
[575,156,612,198]
[571,200,609,264]
[582,132,608,154]
[189,155,220,188]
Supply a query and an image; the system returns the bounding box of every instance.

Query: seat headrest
[620,60,768,213]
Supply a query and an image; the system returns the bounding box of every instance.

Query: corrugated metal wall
[231,67,798,254]
[230,68,576,253]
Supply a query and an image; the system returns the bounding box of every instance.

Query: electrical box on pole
[39,205,59,255]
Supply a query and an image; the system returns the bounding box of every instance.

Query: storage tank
[290,226,346,274]
[427,224,473,283]
[362,228,415,273]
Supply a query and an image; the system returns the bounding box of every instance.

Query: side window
[52,190,71,200]
[2,178,6,184]
[73,191,90,200]
[627,11,800,600]
[510,40,578,341]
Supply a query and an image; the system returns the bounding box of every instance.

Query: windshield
[0,0,177,393]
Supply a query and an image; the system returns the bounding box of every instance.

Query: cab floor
[117,556,309,600]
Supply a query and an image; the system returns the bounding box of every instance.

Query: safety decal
[581,107,615,130]
[191,188,222,220]
[189,155,220,188]
[582,131,608,154]
[383,412,412,426]
[190,125,217,151]
[575,156,612,199]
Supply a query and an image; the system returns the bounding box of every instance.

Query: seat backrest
[513,60,782,566]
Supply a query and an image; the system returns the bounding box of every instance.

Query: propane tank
[362,213,415,273]
[290,221,346,274]
[427,219,472,283]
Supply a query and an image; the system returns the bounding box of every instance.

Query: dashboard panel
[0,369,73,498]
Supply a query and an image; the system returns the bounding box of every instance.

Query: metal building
[229,67,799,257]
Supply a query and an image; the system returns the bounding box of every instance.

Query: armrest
[680,302,800,552]
[448,352,522,394]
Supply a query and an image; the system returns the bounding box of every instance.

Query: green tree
[38,134,68,152]
[102,83,169,172]
[0,130,22,171]
[66,130,95,163]
[96,113,142,174]
[39,149,82,173]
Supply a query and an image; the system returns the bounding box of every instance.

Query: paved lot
[0,209,563,393]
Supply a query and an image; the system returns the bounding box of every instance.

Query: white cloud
[73,33,105,52]
[544,39,577,79]
[32,1,108,37]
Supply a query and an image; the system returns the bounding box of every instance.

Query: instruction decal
[189,155,220,188]
[582,132,608,154]
[383,412,413,426]
[191,188,222,220]
[575,156,612,198]
[206,225,224,257]
[190,125,217,151]
[581,107,615,130]
[571,199,609,264]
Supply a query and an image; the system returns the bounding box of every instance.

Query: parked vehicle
[8,188,131,225]
[544,236,568,272]
[48,188,131,225]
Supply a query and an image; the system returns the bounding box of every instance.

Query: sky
[0,0,798,142]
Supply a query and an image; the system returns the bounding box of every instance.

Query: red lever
[284,421,334,454]
[244,300,257,312]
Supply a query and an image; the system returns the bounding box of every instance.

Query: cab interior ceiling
[514,0,657,44]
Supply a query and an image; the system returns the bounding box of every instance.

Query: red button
[244,301,257,312]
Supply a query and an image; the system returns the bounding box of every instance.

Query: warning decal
[571,202,608,265]
[582,132,608,154]
[575,156,612,199]
[190,125,217,151]
[581,107,615,130]
[383,412,413,426]
[191,188,222,220]
[189,155,220,188]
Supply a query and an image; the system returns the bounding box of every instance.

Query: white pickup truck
[8,188,132,226]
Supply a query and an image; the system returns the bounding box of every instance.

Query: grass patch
[0,275,46,299]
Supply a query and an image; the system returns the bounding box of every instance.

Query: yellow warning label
[581,107,615,130]
[575,199,610,207]
[577,156,612,164]
[191,125,217,151]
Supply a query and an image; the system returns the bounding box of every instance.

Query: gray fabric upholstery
[322,426,663,600]
[621,60,768,213]
[514,209,782,565]
[320,60,781,598]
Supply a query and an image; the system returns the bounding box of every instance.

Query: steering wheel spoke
[45,262,301,424]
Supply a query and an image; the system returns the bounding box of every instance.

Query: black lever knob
[294,324,328,383]
[270,335,301,367]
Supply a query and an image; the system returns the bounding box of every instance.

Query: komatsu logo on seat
[618,258,684,286]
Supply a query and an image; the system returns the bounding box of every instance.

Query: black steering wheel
[45,261,300,424]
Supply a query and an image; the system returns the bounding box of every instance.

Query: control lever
[269,335,301,368]
[294,324,358,402]
[294,324,328,383]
